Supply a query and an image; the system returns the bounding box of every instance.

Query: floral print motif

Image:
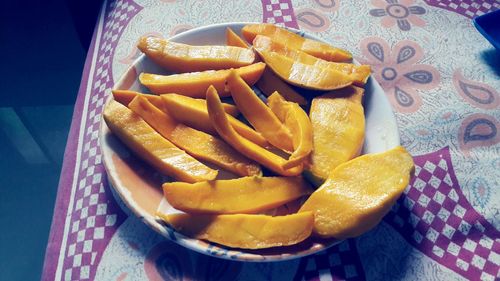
[369,0,426,31]
[358,37,440,113]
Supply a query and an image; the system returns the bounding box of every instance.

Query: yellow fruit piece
[299,146,415,239]
[137,36,255,72]
[139,62,265,97]
[226,27,249,48]
[253,35,371,86]
[307,86,365,183]
[163,176,312,214]
[256,68,307,105]
[257,50,353,90]
[267,92,313,169]
[128,96,261,177]
[227,70,294,152]
[206,86,303,176]
[161,93,268,147]
[158,211,314,249]
[242,23,352,62]
[103,100,217,183]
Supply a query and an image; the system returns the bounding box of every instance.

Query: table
[42,0,499,280]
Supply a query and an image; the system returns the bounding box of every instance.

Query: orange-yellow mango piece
[157,211,314,249]
[242,23,352,62]
[257,50,353,91]
[299,146,415,239]
[206,86,303,176]
[137,36,255,73]
[226,27,250,48]
[253,35,370,86]
[227,70,294,152]
[139,62,265,97]
[128,96,261,176]
[256,68,307,105]
[308,86,365,183]
[163,176,312,214]
[102,100,217,183]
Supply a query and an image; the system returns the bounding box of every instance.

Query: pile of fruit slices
[103,24,415,250]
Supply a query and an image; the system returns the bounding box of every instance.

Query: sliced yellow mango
[140,62,265,97]
[226,27,249,48]
[163,176,312,214]
[300,146,414,239]
[161,93,268,147]
[128,96,261,176]
[242,23,352,62]
[257,50,353,91]
[206,86,303,176]
[103,100,217,183]
[307,86,365,184]
[253,35,371,86]
[256,68,307,105]
[158,211,314,249]
[138,36,255,72]
[227,70,294,152]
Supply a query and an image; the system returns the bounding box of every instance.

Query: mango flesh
[253,35,370,86]
[103,100,217,183]
[299,146,414,239]
[308,86,365,183]
[226,27,249,48]
[158,211,314,249]
[256,68,307,105]
[128,96,261,177]
[138,36,255,73]
[257,50,353,91]
[163,176,312,214]
[139,62,265,97]
[242,23,352,62]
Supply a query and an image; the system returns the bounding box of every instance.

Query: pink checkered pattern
[60,0,141,280]
[425,0,499,18]
[384,147,500,281]
[261,0,299,28]
[294,239,366,281]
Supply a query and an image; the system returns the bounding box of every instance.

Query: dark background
[0,0,100,279]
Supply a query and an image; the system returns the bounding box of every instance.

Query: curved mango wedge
[206,86,303,176]
[299,146,415,239]
[267,92,313,169]
[257,50,353,91]
[307,86,365,184]
[137,36,255,72]
[256,68,307,105]
[128,96,261,177]
[227,70,294,152]
[163,176,312,214]
[103,100,217,183]
[253,35,371,86]
[242,23,352,62]
[157,211,314,249]
[140,62,265,97]
[226,27,249,48]
[161,94,268,147]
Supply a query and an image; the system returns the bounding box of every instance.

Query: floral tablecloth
[42,0,499,280]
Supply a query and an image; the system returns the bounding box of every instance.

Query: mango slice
[161,94,268,147]
[206,86,303,176]
[227,70,294,152]
[256,68,307,105]
[307,86,365,184]
[299,146,414,239]
[253,36,371,86]
[267,92,313,169]
[103,100,217,183]
[158,211,314,249]
[112,89,239,116]
[257,50,353,91]
[137,36,255,73]
[128,96,261,176]
[140,62,265,97]
[242,23,352,62]
[226,27,249,48]
[163,176,312,214]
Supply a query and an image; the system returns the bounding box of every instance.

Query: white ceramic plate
[100,22,400,262]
